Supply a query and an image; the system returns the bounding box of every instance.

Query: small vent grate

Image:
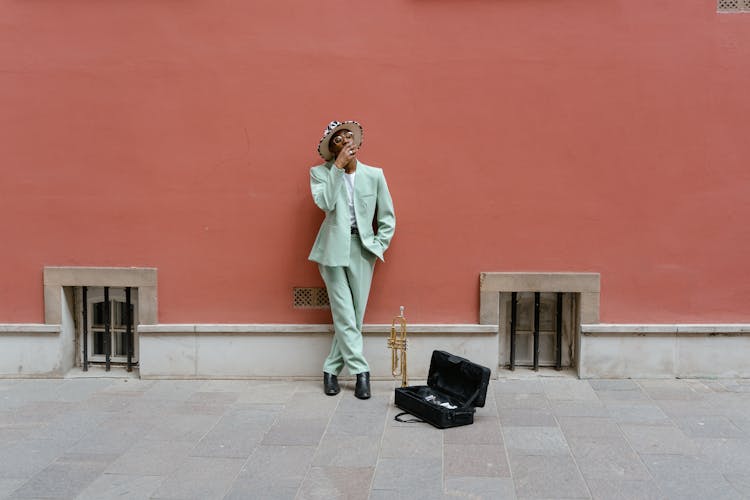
[718,0,750,11]
[293,287,330,309]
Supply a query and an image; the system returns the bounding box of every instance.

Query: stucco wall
[1,1,748,324]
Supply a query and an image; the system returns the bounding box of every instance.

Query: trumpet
[388,306,408,387]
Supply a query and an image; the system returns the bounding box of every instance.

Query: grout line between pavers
[723,471,749,498]
[369,382,396,498]
[217,381,300,500]
[494,380,517,498]
[12,381,149,500]
[612,379,667,498]
[293,379,343,500]
[544,378,594,500]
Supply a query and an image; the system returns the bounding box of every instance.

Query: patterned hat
[317,120,363,161]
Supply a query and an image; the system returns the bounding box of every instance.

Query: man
[309,120,396,399]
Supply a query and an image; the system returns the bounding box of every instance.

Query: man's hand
[334,139,357,169]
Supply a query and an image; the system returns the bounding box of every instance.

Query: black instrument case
[394,350,491,429]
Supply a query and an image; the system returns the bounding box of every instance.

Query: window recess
[78,286,138,372]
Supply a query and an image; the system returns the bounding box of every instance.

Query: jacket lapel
[353,162,370,202]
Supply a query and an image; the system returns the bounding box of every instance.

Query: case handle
[394,411,424,424]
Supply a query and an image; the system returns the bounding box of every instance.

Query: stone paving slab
[380,426,443,459]
[588,379,640,391]
[443,416,502,444]
[557,416,623,438]
[725,473,750,497]
[223,445,316,499]
[76,473,165,500]
[444,476,516,499]
[550,400,609,418]
[190,405,279,458]
[150,456,244,500]
[674,415,745,438]
[142,413,221,442]
[0,482,24,500]
[604,401,671,425]
[584,478,663,500]
[65,417,154,456]
[261,417,329,446]
[653,472,744,500]
[312,434,381,467]
[1,376,750,499]
[326,411,385,438]
[140,380,201,402]
[504,426,570,456]
[567,436,650,480]
[509,454,590,498]
[0,438,70,480]
[500,407,558,427]
[496,392,550,410]
[728,415,750,434]
[297,466,373,500]
[8,453,115,499]
[619,424,700,455]
[105,441,195,476]
[694,437,750,473]
[444,443,510,477]
[594,389,651,402]
[542,379,599,401]
[371,457,443,498]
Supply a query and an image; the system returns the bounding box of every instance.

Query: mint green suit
[309,161,396,375]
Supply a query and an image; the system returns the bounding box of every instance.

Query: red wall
[1,1,749,324]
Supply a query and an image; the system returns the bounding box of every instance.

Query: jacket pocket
[357,194,375,209]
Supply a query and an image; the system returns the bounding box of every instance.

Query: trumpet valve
[387,336,406,351]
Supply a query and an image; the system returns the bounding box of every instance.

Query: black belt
[350,226,359,235]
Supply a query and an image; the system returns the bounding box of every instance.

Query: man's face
[329,129,355,157]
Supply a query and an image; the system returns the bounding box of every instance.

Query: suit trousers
[319,233,376,375]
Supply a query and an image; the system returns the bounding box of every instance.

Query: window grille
[293,287,330,308]
[718,0,750,12]
[80,286,137,372]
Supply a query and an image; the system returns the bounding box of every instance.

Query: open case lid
[426,350,491,408]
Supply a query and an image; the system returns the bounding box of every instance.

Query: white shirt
[344,171,357,228]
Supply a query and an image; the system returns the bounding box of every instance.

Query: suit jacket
[309,161,396,266]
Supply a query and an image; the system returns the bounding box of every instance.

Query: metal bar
[126,287,132,372]
[533,292,540,371]
[104,286,111,371]
[556,292,563,371]
[82,286,88,371]
[510,292,517,371]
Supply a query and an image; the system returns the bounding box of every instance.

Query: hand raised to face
[333,134,357,169]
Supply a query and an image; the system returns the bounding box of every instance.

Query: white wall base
[5,322,750,379]
[137,324,499,379]
[579,324,750,378]
[0,324,62,377]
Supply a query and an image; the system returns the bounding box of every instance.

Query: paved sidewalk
[1,375,749,499]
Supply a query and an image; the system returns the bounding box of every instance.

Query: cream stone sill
[479,272,601,324]
[0,324,61,334]
[581,324,750,334]
[138,324,499,334]
[43,266,158,325]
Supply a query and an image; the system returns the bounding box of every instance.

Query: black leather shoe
[323,372,340,396]
[354,371,371,399]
